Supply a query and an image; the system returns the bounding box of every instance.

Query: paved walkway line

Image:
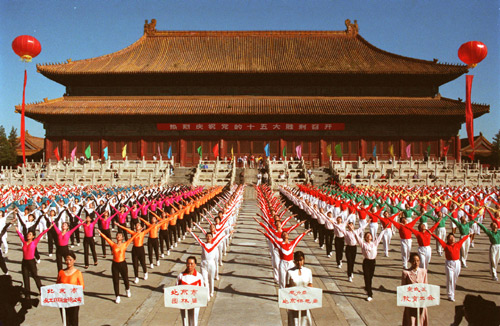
[207,198,283,326]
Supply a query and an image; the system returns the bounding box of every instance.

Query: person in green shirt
[449,213,479,268]
[477,222,500,281]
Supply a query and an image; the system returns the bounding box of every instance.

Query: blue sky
[1,0,498,140]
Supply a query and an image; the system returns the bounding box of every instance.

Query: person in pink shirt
[76,215,100,268]
[16,224,53,301]
[354,228,387,301]
[53,221,84,272]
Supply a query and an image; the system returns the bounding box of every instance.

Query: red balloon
[458,41,487,67]
[12,35,42,62]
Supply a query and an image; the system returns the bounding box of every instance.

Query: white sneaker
[314,239,318,243]
[327,254,332,258]
[493,276,498,281]
[182,235,186,240]
[5,271,9,275]
[150,263,154,269]
[348,276,353,282]
[115,296,121,304]
[161,253,165,258]
[210,292,214,297]
[449,297,455,302]
[156,260,160,266]
[134,277,139,284]
[215,275,219,280]
[49,254,53,257]
[339,262,342,268]
[471,241,474,248]
[219,262,223,266]
[175,243,178,248]
[320,245,325,249]
[71,245,74,248]
[167,250,170,256]
[366,296,372,302]
[77,243,81,246]
[144,272,148,280]
[127,289,131,297]
[36,259,41,264]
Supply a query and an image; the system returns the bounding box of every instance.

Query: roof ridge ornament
[345,19,359,35]
[144,19,157,35]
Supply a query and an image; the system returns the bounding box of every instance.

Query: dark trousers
[22,259,41,299]
[131,246,147,277]
[311,218,318,241]
[60,306,79,326]
[83,237,97,266]
[70,223,80,245]
[47,229,58,254]
[335,237,345,265]
[0,250,8,274]
[169,225,178,245]
[325,229,334,255]
[111,260,129,296]
[362,258,376,297]
[55,245,69,272]
[345,245,357,277]
[159,229,170,253]
[100,229,112,257]
[318,224,325,248]
[148,238,160,264]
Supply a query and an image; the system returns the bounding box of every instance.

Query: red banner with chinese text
[157,123,345,132]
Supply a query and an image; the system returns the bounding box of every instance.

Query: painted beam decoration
[157,123,345,131]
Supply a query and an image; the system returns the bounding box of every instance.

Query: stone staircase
[167,167,194,185]
[310,167,331,185]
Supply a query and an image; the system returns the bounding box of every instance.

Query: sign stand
[416,307,420,326]
[62,307,66,326]
[184,308,189,326]
[297,310,301,326]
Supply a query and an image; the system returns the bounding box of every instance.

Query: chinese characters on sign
[41,284,84,308]
[278,286,323,311]
[164,285,209,309]
[157,123,345,131]
[396,283,440,308]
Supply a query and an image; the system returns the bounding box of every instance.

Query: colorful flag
[334,144,342,158]
[70,147,77,161]
[405,144,411,158]
[213,143,219,158]
[122,144,127,159]
[103,147,108,160]
[326,144,332,157]
[231,146,234,159]
[167,145,172,159]
[197,146,202,157]
[53,147,60,161]
[85,145,91,159]
[282,146,287,158]
[264,143,270,157]
[389,144,394,157]
[465,75,475,161]
[295,145,302,159]
[426,145,431,156]
[372,145,377,158]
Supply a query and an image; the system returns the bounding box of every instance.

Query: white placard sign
[397,283,440,308]
[279,286,323,310]
[41,284,84,308]
[164,285,209,309]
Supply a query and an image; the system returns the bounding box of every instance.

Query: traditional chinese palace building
[19,19,489,166]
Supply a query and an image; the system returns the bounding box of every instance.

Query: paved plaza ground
[2,192,499,325]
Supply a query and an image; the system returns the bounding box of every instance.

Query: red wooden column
[360,139,366,159]
[179,139,186,166]
[61,139,69,160]
[319,139,327,166]
[399,139,405,159]
[220,139,226,158]
[45,138,52,161]
[139,139,145,159]
[455,135,461,162]
[438,139,443,159]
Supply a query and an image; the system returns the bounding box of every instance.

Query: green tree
[492,129,500,168]
[7,127,18,166]
[0,126,10,166]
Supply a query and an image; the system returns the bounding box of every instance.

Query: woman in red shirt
[56,251,84,326]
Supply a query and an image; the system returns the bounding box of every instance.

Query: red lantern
[458,41,487,68]
[12,35,42,62]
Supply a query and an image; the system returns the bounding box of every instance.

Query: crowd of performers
[0,182,244,326]
[256,183,499,325]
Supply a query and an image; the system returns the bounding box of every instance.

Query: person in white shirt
[286,251,313,326]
